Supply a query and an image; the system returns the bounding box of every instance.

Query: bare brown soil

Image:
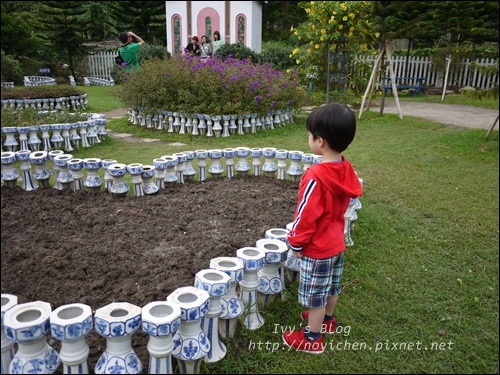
[1,175,299,374]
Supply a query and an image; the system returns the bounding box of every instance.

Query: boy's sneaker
[282,327,325,354]
[301,310,339,334]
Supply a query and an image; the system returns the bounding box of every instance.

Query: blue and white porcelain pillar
[50,303,93,374]
[236,247,266,330]
[141,301,181,375]
[4,301,61,374]
[166,286,211,374]
[256,238,288,307]
[195,269,231,364]
[107,163,130,198]
[94,302,143,374]
[209,257,245,340]
[1,294,18,374]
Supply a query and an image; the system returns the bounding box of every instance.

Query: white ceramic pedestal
[153,158,167,189]
[209,257,245,340]
[162,155,179,184]
[265,227,295,293]
[83,158,103,194]
[287,150,304,182]
[4,301,61,374]
[142,165,159,195]
[280,224,301,283]
[208,150,224,178]
[236,247,266,330]
[50,303,93,374]
[16,150,38,191]
[102,159,118,192]
[108,163,130,198]
[261,147,277,178]
[194,150,208,182]
[275,149,288,180]
[67,158,85,191]
[182,151,196,182]
[172,153,186,184]
[30,151,52,189]
[142,301,181,375]
[223,148,235,179]
[195,269,231,364]
[250,148,262,176]
[1,294,18,374]
[48,150,65,190]
[94,302,143,374]
[167,286,211,374]
[256,238,288,307]
[234,147,250,176]
[54,154,74,190]
[1,152,20,189]
[127,163,144,197]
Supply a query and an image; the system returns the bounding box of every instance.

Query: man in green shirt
[118,31,145,72]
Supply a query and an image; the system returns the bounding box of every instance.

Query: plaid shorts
[298,252,345,308]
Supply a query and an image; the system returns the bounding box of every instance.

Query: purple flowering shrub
[117,54,307,117]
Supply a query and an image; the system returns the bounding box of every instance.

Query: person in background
[118,31,145,72]
[212,31,224,55]
[199,35,212,60]
[185,36,200,57]
[282,103,363,354]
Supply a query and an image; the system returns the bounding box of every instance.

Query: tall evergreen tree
[262,1,306,43]
[109,1,166,45]
[35,1,92,79]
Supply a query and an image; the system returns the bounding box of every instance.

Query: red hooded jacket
[287,157,362,259]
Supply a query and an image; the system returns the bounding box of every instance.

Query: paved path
[366,99,498,130]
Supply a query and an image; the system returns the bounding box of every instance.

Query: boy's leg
[307,306,326,333]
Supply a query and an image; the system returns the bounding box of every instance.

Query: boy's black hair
[306,103,356,153]
[119,32,129,44]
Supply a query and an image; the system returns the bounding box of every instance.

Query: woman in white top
[200,35,212,60]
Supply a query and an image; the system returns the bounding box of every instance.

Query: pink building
[165,1,264,55]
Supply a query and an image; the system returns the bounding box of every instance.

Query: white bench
[83,77,115,86]
[24,76,56,87]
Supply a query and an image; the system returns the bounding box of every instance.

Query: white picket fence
[87,52,498,90]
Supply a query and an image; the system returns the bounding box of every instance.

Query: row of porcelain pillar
[1,224,350,374]
[1,95,88,112]
[1,147,320,195]
[1,115,106,154]
[127,108,295,138]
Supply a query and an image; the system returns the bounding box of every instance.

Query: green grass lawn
[7,85,498,373]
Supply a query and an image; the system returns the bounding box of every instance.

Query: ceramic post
[287,151,304,182]
[234,147,250,176]
[61,124,73,152]
[195,269,231,363]
[212,116,222,137]
[16,127,30,151]
[1,294,18,374]
[4,301,61,374]
[171,153,185,184]
[69,123,81,150]
[194,150,208,182]
[1,152,20,189]
[265,227,294,294]
[27,126,41,152]
[182,151,196,182]
[197,115,206,136]
[127,163,144,197]
[142,165,159,195]
[83,158,103,194]
[2,127,19,152]
[207,149,223,178]
[162,155,178,184]
[261,147,277,178]
[223,148,235,179]
[166,286,211,374]
[94,302,143,374]
[275,149,288,180]
[221,116,230,137]
[250,148,262,176]
[15,151,38,191]
[78,121,90,148]
[236,247,266,330]
[68,158,85,191]
[53,154,74,190]
[153,158,167,189]
[301,153,315,172]
[142,301,181,375]
[107,163,130,198]
[209,257,244,340]
[48,150,65,190]
[50,124,64,150]
[30,151,52,189]
[50,303,93,374]
[102,160,118,192]
[205,115,213,137]
[255,238,288,307]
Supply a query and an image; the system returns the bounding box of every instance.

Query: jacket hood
[307,159,362,198]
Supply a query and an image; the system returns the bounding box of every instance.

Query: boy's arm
[129,32,145,46]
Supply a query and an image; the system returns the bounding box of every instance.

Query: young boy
[282,103,363,354]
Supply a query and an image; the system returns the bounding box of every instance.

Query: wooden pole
[358,48,384,119]
[385,41,403,119]
[441,57,452,101]
[485,114,499,139]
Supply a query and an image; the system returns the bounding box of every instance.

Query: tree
[261,1,306,43]
[35,1,92,79]
[109,1,166,45]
